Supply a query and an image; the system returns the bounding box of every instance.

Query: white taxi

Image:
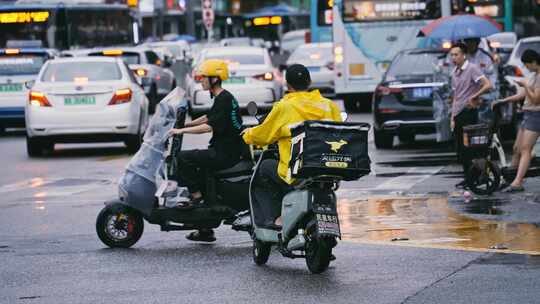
[25,57,149,156]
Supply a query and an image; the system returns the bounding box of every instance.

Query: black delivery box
[288,120,371,181]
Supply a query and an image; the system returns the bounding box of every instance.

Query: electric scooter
[95,88,253,248]
[247,103,371,274]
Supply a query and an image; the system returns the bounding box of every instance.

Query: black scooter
[95,89,253,248]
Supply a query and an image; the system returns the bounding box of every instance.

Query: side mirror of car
[24,80,35,90]
[247,101,258,116]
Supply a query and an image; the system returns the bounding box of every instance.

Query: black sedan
[373,48,449,149]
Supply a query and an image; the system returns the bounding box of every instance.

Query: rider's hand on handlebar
[168,128,183,137]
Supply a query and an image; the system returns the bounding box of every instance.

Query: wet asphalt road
[1,108,540,303]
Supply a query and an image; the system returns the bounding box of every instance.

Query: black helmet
[286,64,311,91]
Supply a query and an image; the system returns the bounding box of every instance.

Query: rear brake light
[29,91,51,107]
[109,88,132,105]
[254,72,273,81]
[135,68,147,77]
[376,85,402,96]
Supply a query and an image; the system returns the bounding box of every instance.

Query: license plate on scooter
[316,214,340,237]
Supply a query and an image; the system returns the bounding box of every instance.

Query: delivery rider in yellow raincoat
[242,64,342,228]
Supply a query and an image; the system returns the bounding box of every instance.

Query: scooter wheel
[305,237,333,274]
[96,204,144,248]
[467,160,501,195]
[252,240,271,265]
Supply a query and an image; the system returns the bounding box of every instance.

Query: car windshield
[42,61,122,82]
[0,54,47,76]
[288,46,332,63]
[205,53,265,65]
[386,51,445,79]
[515,41,540,61]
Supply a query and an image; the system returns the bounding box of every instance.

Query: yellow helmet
[196,59,229,81]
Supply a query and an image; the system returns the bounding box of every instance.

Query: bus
[332,0,452,112]
[311,0,334,43]
[0,1,138,50]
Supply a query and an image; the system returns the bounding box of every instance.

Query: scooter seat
[213,160,253,178]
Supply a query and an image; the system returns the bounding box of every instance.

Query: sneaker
[186,229,216,242]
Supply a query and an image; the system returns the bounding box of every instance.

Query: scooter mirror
[340,112,349,122]
[247,101,258,116]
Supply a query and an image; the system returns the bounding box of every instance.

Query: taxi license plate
[64,96,96,106]
[0,83,23,93]
[224,77,245,84]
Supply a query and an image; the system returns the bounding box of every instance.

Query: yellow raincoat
[242,90,341,184]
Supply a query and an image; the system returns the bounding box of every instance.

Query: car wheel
[125,117,143,154]
[374,130,394,149]
[27,136,44,157]
[148,84,158,114]
[125,134,142,154]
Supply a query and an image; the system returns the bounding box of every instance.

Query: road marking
[374,166,443,190]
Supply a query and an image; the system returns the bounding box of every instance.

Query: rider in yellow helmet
[168,59,243,242]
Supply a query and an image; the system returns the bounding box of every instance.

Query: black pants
[176,148,238,193]
[253,159,291,225]
[454,108,478,177]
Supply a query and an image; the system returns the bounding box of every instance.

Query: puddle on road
[338,196,540,255]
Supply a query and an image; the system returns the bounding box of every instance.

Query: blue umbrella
[418,14,501,41]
